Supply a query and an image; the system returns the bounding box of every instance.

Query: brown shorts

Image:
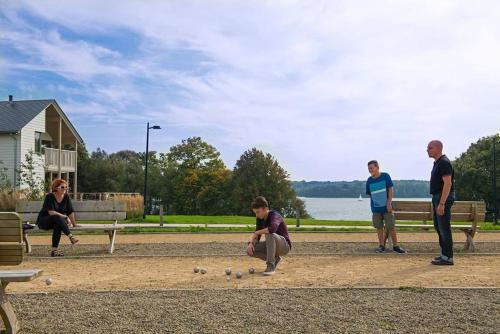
[372,212,395,229]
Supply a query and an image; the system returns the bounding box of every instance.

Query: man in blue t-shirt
[366,160,406,253]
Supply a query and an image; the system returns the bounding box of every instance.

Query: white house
[0,95,84,194]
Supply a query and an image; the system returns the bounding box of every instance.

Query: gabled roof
[0,99,83,143]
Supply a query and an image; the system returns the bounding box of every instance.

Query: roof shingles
[0,99,54,133]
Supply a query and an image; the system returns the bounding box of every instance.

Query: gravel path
[10,288,499,334]
[27,241,500,257]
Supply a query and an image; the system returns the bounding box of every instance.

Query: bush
[0,190,23,211]
[111,194,144,219]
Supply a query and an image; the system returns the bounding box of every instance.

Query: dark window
[34,132,42,153]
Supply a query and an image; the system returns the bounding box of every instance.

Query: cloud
[1,0,499,181]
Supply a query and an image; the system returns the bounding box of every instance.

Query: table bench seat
[17,200,127,255]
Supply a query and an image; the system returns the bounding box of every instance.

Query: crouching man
[246,196,291,276]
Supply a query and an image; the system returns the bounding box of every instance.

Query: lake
[302,197,431,221]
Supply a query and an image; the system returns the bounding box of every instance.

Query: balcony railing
[45,148,77,172]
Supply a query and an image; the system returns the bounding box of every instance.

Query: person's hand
[437,203,445,216]
[246,242,255,256]
[386,202,393,213]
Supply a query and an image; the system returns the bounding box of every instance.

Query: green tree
[454,134,500,220]
[165,137,231,214]
[110,150,144,193]
[17,150,44,200]
[0,160,11,191]
[78,148,122,193]
[231,148,308,217]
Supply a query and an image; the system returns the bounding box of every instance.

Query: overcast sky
[1,0,499,181]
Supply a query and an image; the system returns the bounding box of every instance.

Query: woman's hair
[251,196,269,209]
[51,179,68,193]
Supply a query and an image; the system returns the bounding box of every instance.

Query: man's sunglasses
[57,186,70,190]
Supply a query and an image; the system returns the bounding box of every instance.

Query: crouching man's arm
[247,228,269,256]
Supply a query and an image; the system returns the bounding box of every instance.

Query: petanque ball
[200,268,207,274]
[45,278,53,286]
[236,271,242,279]
[248,267,255,274]
[225,268,232,275]
[193,267,200,273]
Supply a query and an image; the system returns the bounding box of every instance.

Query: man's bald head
[427,140,444,159]
[429,140,443,150]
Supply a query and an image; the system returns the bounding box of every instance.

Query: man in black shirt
[427,140,455,265]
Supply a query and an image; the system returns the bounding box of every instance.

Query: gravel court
[26,231,500,245]
[9,288,500,334]
[26,241,500,258]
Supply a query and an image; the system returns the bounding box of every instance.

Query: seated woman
[36,179,79,257]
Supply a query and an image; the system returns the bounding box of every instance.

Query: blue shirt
[366,172,394,213]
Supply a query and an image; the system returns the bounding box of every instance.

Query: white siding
[18,110,46,189]
[0,133,21,187]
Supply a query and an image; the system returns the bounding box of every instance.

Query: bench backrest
[393,200,486,223]
[0,212,23,266]
[16,200,127,222]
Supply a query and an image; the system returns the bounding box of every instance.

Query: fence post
[296,210,300,228]
[159,205,164,227]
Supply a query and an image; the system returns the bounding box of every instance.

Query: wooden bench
[0,212,42,334]
[393,200,486,251]
[16,200,127,254]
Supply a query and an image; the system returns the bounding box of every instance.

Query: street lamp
[143,122,161,219]
[493,136,498,225]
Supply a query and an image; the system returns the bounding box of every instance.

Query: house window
[34,132,42,153]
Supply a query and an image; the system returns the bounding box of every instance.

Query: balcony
[45,147,77,172]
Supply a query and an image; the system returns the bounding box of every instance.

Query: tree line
[293,180,430,198]
[77,137,309,218]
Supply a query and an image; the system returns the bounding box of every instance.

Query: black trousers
[37,215,71,248]
[432,194,455,260]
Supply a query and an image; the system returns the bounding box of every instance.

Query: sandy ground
[27,231,500,245]
[5,254,499,293]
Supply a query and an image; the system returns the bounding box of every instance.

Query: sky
[1,0,499,181]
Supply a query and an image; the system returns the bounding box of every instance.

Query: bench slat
[394,212,432,221]
[17,200,126,213]
[0,220,21,228]
[0,212,21,220]
[392,202,432,211]
[0,236,22,243]
[0,228,23,235]
[394,212,477,222]
[18,212,126,223]
[0,257,23,266]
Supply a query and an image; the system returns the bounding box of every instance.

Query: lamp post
[493,136,498,225]
[143,122,161,219]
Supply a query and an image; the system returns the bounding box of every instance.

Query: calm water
[302,197,431,221]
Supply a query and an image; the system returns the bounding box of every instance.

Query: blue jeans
[432,193,455,260]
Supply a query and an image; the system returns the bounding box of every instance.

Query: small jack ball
[193,267,200,273]
[236,272,242,279]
